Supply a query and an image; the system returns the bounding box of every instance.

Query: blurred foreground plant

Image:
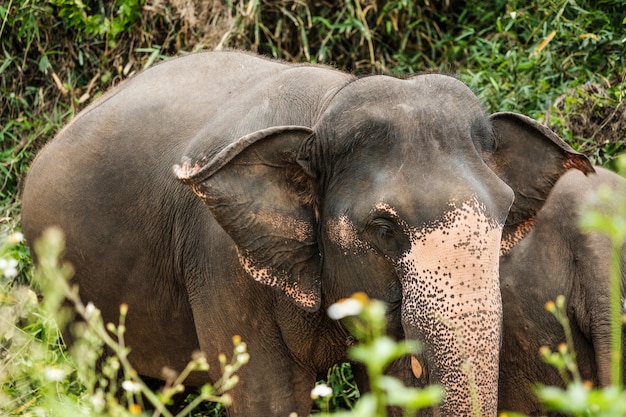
[534,298,626,417]
[1,227,246,416]
[315,292,444,417]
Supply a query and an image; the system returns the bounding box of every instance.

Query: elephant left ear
[487,112,595,253]
[174,126,322,312]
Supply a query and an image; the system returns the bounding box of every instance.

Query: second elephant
[499,166,626,416]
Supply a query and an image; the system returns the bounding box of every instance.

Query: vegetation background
[1,0,625,415]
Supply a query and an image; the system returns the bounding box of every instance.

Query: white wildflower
[327,297,363,320]
[122,380,141,393]
[90,392,106,411]
[84,302,96,319]
[7,232,24,244]
[237,353,250,365]
[310,383,333,399]
[44,366,66,382]
[234,342,247,354]
[0,257,18,279]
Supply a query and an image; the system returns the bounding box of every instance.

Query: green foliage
[51,0,142,47]
[547,83,625,167]
[540,297,583,386]
[312,363,360,412]
[538,383,626,417]
[457,1,624,109]
[534,300,626,417]
[452,1,625,167]
[1,0,189,226]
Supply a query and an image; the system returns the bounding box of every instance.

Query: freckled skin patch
[256,213,313,243]
[326,215,366,253]
[373,202,400,218]
[238,254,319,309]
[326,203,401,254]
[399,197,503,417]
[500,218,536,255]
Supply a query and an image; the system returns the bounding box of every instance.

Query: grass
[1,0,625,415]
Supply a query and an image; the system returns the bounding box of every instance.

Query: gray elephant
[498,166,626,416]
[21,51,592,417]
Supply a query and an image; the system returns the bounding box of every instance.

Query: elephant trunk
[400,198,503,417]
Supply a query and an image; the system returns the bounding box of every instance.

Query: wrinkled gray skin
[499,167,626,416]
[21,51,592,417]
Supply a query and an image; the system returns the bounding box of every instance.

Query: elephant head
[175,74,592,416]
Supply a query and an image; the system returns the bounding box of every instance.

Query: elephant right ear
[174,126,322,312]
[487,112,595,253]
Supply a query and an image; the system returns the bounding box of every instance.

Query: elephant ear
[174,126,321,312]
[488,112,594,253]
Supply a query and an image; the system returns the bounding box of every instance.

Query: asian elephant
[498,166,626,416]
[20,50,593,417]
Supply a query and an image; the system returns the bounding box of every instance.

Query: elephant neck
[275,294,352,372]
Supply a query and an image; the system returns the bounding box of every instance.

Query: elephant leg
[214,348,316,416]
[187,282,318,416]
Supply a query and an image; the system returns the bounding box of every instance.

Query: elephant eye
[377,224,392,240]
[367,218,409,256]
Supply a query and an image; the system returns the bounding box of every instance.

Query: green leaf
[38,54,51,72]
[378,376,444,410]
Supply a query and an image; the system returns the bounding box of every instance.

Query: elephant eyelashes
[366,218,410,256]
